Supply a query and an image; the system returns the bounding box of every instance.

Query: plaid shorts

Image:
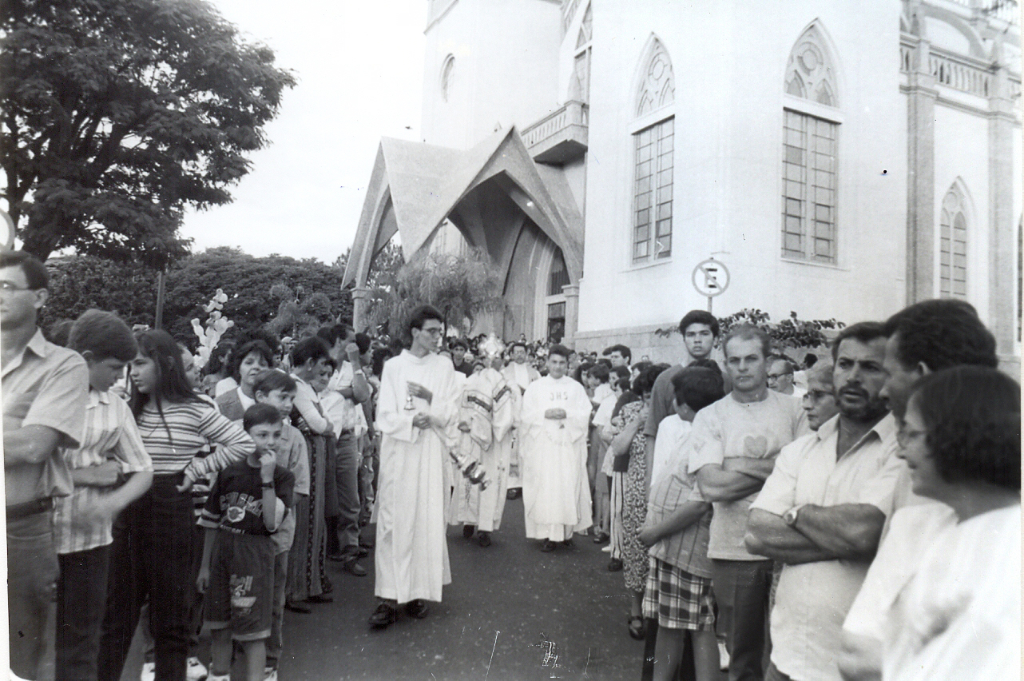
[642,556,716,630]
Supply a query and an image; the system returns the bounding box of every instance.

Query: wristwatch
[261,481,275,489]
[783,504,805,527]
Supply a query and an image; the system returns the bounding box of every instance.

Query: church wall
[578,0,907,338]
[422,0,562,149]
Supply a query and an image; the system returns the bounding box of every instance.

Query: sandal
[628,615,646,640]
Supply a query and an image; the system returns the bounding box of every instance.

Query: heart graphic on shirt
[743,435,768,458]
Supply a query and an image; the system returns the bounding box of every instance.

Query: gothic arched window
[781,23,840,264]
[939,184,969,299]
[571,4,593,104]
[631,38,675,264]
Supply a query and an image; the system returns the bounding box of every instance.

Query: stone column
[351,287,371,332]
[563,283,580,347]
[905,32,937,304]
[987,53,1018,364]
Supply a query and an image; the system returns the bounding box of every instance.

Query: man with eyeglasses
[837,300,999,681]
[369,305,461,629]
[2,251,90,680]
[744,322,900,681]
[767,357,800,398]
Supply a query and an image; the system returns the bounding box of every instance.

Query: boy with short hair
[197,404,295,681]
[639,366,726,681]
[252,370,310,680]
[56,310,154,681]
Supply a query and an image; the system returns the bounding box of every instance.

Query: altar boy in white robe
[520,344,594,551]
[369,305,461,629]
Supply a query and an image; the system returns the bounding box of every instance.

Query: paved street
[278,496,646,680]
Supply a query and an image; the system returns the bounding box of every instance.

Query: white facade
[405,0,1021,363]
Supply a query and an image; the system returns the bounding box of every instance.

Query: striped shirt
[134,400,254,481]
[646,467,713,578]
[54,389,153,554]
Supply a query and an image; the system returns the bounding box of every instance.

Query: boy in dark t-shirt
[197,404,295,681]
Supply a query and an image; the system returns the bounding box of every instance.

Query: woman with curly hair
[610,363,667,640]
[846,366,1020,681]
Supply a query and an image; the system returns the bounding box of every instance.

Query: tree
[40,248,352,345]
[365,247,505,342]
[161,247,351,343]
[40,253,158,331]
[0,0,296,265]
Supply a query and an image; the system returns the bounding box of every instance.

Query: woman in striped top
[98,330,255,681]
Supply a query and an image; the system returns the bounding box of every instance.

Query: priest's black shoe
[405,599,430,619]
[369,600,398,628]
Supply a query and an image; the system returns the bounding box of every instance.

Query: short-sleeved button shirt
[750,413,901,681]
[3,328,89,506]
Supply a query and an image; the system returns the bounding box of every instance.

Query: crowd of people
[3,246,1020,681]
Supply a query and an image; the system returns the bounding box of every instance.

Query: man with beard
[744,322,901,681]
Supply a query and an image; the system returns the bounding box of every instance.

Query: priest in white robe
[519,344,594,550]
[451,336,516,547]
[369,305,460,628]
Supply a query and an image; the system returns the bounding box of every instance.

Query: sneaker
[264,667,278,681]
[186,657,208,681]
[140,662,156,681]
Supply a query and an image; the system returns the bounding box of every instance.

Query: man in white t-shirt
[688,324,806,681]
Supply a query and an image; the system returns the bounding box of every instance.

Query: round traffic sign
[692,258,730,297]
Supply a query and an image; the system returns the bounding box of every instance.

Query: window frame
[780,94,843,266]
[629,114,675,266]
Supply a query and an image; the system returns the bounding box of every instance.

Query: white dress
[374,350,460,603]
[519,375,594,541]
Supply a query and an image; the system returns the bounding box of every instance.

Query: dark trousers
[56,545,111,681]
[98,474,194,681]
[711,559,773,681]
[7,510,60,680]
[334,431,361,558]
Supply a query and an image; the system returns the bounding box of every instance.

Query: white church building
[343,0,1022,369]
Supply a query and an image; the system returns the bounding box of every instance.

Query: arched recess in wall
[629,35,676,265]
[781,20,842,265]
[440,54,455,102]
[937,179,974,300]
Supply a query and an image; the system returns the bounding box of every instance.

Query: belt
[6,497,54,520]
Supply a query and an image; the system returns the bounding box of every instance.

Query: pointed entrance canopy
[342,127,584,289]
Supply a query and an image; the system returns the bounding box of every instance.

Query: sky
[180,0,427,264]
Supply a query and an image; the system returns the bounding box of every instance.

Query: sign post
[691,258,730,314]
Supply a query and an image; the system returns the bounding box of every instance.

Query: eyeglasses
[896,424,927,448]
[0,281,37,293]
[767,372,792,382]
